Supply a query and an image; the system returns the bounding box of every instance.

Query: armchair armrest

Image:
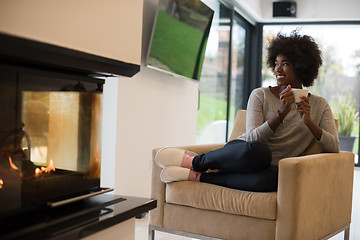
[276,151,354,240]
[149,143,225,227]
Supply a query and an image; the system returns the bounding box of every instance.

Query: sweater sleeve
[317,101,340,153]
[245,89,275,143]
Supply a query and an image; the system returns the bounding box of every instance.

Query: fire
[0,179,3,189]
[8,156,19,170]
[35,168,41,176]
[35,158,55,176]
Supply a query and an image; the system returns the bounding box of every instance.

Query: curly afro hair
[266,31,322,87]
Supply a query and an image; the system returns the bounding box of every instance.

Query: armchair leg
[148,226,155,240]
[320,224,351,240]
[344,227,350,240]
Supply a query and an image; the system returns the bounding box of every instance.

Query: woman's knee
[226,140,272,164]
[247,141,272,166]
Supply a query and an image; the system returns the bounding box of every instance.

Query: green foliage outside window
[331,96,359,136]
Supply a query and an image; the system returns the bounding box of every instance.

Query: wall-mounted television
[146,0,214,81]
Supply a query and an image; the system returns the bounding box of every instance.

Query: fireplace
[0,67,105,217]
[0,33,140,222]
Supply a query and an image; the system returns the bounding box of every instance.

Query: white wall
[233,0,263,23]
[113,69,198,197]
[100,76,118,189]
[103,67,199,196]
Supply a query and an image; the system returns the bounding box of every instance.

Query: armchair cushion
[166,181,277,220]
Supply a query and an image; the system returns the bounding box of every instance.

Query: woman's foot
[160,166,201,183]
[155,147,197,169]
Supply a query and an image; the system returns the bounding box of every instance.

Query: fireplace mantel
[0,33,140,78]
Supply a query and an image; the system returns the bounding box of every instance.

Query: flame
[35,158,56,176]
[48,159,55,172]
[95,142,100,163]
[35,168,41,176]
[8,156,19,170]
[0,179,3,189]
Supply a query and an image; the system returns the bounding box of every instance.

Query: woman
[155,31,340,192]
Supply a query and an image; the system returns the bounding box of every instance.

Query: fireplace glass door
[0,64,103,217]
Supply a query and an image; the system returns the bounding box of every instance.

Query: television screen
[146,0,214,81]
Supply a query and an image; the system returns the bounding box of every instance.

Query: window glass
[228,19,247,139]
[196,2,230,144]
[262,25,360,164]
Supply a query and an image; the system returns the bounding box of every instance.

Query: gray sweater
[240,87,340,165]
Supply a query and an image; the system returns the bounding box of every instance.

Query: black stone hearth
[0,194,156,240]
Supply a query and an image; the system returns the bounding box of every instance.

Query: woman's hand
[296,95,323,141]
[279,85,294,115]
[268,85,294,132]
[296,95,311,123]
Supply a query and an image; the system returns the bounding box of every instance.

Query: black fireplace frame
[0,33,140,78]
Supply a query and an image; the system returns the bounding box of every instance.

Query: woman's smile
[274,54,302,88]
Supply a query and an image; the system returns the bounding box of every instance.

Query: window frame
[217,0,261,140]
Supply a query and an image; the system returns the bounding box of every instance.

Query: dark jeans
[192,139,278,192]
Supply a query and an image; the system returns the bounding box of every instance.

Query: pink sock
[188,170,201,182]
[181,154,194,169]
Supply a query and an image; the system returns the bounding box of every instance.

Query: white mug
[292,88,309,103]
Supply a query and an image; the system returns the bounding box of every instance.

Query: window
[228,15,249,138]
[196,2,251,144]
[196,2,231,144]
[262,24,360,165]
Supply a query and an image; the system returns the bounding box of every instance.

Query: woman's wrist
[277,109,288,123]
[306,120,322,141]
[277,110,283,123]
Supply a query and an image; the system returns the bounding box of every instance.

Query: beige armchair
[149,110,354,240]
